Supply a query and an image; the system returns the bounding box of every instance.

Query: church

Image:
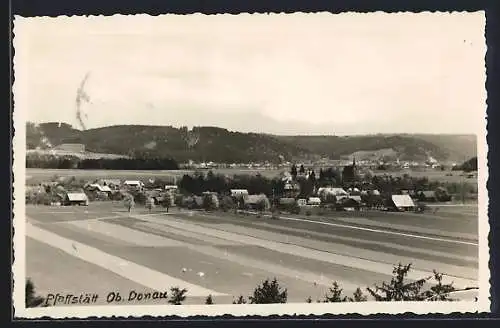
[342,157,359,187]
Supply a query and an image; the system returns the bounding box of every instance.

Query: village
[25,157,467,216]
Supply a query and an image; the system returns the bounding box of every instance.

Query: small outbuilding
[64,192,89,206]
[124,180,144,190]
[231,189,249,200]
[307,197,321,206]
[389,194,415,211]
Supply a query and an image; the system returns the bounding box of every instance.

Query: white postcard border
[12,11,491,318]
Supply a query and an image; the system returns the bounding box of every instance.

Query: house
[164,185,178,193]
[348,195,362,203]
[231,189,249,199]
[297,199,307,207]
[86,183,112,193]
[124,180,144,191]
[283,181,301,197]
[84,183,112,200]
[307,197,321,206]
[244,194,271,211]
[99,179,122,189]
[202,192,220,209]
[317,187,349,202]
[193,196,204,208]
[388,194,415,211]
[347,187,361,195]
[338,196,361,211]
[63,192,89,206]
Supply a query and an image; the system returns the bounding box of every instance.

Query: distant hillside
[453,157,478,172]
[276,134,476,162]
[26,122,477,163]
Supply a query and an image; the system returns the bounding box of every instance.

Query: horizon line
[27,121,478,137]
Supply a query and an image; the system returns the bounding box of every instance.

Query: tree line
[452,157,478,172]
[26,154,179,170]
[177,169,472,200]
[27,263,467,308]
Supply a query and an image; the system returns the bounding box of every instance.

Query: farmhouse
[63,192,89,206]
[338,196,361,211]
[297,199,307,207]
[307,197,321,206]
[84,183,112,200]
[202,192,220,209]
[86,183,112,193]
[124,180,144,190]
[317,187,349,200]
[164,185,178,192]
[388,194,415,211]
[99,179,122,189]
[231,189,249,198]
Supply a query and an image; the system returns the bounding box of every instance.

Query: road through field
[25,203,479,306]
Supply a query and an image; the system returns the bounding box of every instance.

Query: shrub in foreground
[26,278,45,308]
[249,278,288,304]
[168,287,188,305]
[366,263,456,301]
[205,295,214,305]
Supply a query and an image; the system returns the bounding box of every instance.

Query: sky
[14,12,486,135]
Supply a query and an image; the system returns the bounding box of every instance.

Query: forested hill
[26,122,477,163]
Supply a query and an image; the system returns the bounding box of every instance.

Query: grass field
[25,168,284,185]
[25,168,477,186]
[371,170,477,184]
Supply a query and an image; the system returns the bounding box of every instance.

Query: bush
[323,281,347,302]
[305,210,312,216]
[205,295,214,305]
[366,263,434,301]
[168,287,187,305]
[421,271,457,301]
[349,287,368,302]
[220,196,235,212]
[232,295,247,304]
[133,191,147,205]
[289,203,301,215]
[249,278,287,304]
[123,194,135,212]
[145,197,155,212]
[161,193,173,211]
[26,278,45,308]
[415,202,428,213]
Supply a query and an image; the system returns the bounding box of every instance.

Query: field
[26,200,479,305]
[25,168,476,185]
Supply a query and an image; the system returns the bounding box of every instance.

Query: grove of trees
[26,154,179,170]
[176,170,474,202]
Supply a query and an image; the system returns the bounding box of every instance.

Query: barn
[64,192,89,206]
[388,194,415,211]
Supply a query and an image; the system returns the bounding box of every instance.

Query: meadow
[26,167,474,185]
[25,167,476,185]
[25,168,283,185]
